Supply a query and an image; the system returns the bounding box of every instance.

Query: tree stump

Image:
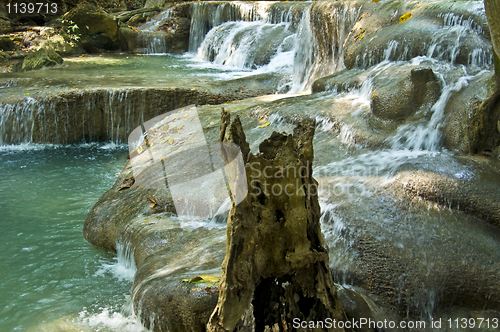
[207,110,345,332]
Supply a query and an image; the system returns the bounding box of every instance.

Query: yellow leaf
[399,13,412,24]
[200,275,219,283]
[181,114,189,118]
[168,138,174,144]
[371,92,377,99]
[372,0,380,2]
[258,122,271,128]
[354,30,365,42]
[182,275,220,284]
[25,92,30,95]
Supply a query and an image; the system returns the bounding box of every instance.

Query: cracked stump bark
[207,110,345,332]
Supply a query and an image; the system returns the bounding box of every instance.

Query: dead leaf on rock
[147,196,158,208]
[118,177,135,191]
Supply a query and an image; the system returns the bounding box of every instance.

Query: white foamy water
[80,303,150,332]
[95,241,137,282]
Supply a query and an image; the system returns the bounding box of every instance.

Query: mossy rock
[0,37,15,51]
[0,50,10,62]
[14,48,63,72]
[63,3,119,42]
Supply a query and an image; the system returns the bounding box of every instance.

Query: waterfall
[388,73,475,151]
[95,241,137,282]
[136,7,173,54]
[292,3,362,92]
[189,2,269,52]
[190,2,361,92]
[0,89,147,145]
[289,7,317,93]
[197,21,294,69]
[0,98,40,144]
[139,32,167,54]
[352,9,492,69]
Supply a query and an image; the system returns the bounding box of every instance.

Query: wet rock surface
[84,146,224,332]
[371,67,441,121]
[443,71,494,154]
[319,173,500,320]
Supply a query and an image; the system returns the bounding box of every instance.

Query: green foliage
[58,19,83,44]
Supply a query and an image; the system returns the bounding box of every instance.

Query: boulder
[371,67,441,121]
[391,170,500,228]
[14,47,63,72]
[0,50,10,62]
[311,68,365,94]
[119,26,140,51]
[442,71,493,154]
[319,174,500,319]
[0,37,15,51]
[165,17,190,53]
[63,3,120,52]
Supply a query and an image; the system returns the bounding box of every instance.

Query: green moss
[494,49,500,79]
[14,48,63,72]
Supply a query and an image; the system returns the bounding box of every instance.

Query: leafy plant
[59,19,82,43]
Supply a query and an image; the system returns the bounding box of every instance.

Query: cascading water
[136,8,174,54]
[188,1,269,53]
[190,2,361,92]
[291,3,362,92]
[197,21,294,69]
[0,97,40,143]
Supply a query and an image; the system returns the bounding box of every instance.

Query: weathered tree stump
[207,110,345,332]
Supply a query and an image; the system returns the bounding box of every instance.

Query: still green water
[0,143,140,331]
